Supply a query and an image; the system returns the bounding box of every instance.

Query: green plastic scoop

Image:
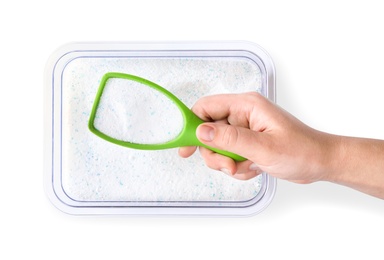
[88,72,245,161]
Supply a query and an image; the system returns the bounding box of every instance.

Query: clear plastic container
[44,41,276,216]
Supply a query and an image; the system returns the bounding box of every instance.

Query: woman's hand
[179,92,335,182]
[179,92,384,199]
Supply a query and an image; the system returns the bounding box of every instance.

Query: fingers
[195,121,267,180]
[232,162,264,180]
[198,146,237,175]
[179,93,276,180]
[199,147,263,180]
[191,92,275,130]
[232,171,262,180]
[178,146,197,158]
[196,122,262,161]
[180,146,263,180]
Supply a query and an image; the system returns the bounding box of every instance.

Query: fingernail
[197,125,215,142]
[249,163,259,171]
[220,168,232,176]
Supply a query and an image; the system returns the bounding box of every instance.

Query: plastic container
[44,41,276,216]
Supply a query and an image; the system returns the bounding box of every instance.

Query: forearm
[324,135,384,199]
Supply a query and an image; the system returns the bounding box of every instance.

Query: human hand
[179,92,335,183]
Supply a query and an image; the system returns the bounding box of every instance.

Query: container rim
[44,41,277,216]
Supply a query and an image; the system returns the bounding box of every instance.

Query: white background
[1,0,383,259]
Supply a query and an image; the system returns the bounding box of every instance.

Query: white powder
[94,78,184,144]
[61,57,263,202]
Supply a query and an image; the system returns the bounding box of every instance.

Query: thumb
[196,123,261,160]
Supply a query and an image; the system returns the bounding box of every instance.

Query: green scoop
[88,72,245,161]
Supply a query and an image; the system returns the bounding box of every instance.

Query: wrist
[315,132,345,183]
[322,135,384,198]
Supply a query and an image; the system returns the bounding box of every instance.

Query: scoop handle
[202,140,246,162]
[184,112,246,162]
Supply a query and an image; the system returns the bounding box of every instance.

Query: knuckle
[221,125,239,147]
[199,147,219,169]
